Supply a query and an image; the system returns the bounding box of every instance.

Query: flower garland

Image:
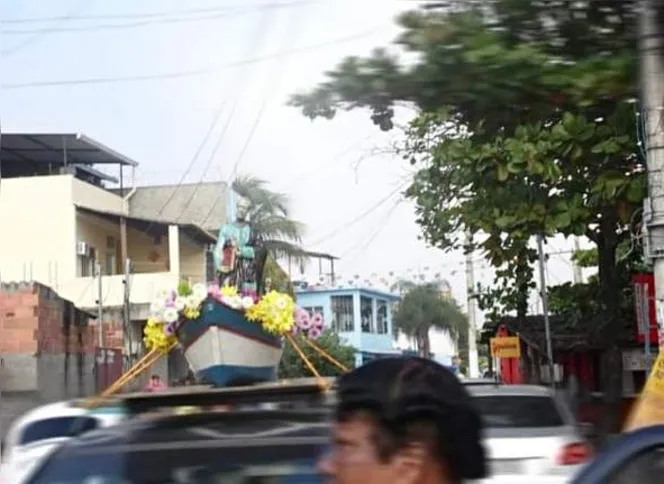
[143,282,325,351]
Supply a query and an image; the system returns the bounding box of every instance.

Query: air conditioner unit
[76,241,90,256]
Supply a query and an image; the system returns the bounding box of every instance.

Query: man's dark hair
[335,356,487,482]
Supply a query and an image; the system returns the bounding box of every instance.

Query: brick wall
[0,282,124,438]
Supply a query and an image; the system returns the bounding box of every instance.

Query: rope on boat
[285,333,329,390]
[301,337,350,373]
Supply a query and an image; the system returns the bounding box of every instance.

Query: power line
[200,3,309,228]
[3,0,320,24]
[2,1,318,34]
[174,7,279,223]
[306,179,409,247]
[2,26,389,90]
[340,198,402,263]
[2,0,94,57]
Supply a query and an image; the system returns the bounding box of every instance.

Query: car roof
[467,384,554,397]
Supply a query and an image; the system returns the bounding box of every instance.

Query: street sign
[490,336,521,359]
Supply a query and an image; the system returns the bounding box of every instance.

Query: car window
[472,395,564,428]
[19,417,100,446]
[606,445,664,484]
[27,441,324,483]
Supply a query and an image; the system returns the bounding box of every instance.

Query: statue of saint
[213,197,267,294]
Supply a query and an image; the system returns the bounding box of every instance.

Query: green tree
[393,283,468,358]
[289,1,643,432]
[278,330,356,379]
[232,174,307,262]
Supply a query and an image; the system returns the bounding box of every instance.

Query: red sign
[634,274,658,345]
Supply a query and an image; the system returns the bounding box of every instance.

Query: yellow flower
[143,318,177,351]
[246,290,295,336]
[183,307,200,320]
[220,285,238,298]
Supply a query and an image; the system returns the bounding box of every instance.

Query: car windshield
[27,441,324,483]
[19,417,100,446]
[472,395,565,428]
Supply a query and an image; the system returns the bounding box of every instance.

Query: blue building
[295,286,401,367]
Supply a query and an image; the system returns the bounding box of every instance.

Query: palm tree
[232,175,307,287]
[393,283,468,358]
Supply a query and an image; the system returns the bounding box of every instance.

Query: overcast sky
[1,0,589,334]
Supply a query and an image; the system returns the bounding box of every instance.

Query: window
[105,236,117,275]
[77,247,96,277]
[360,296,374,333]
[376,300,388,334]
[19,416,99,446]
[28,441,324,483]
[471,396,564,429]
[331,295,354,332]
[303,306,324,316]
[606,446,664,484]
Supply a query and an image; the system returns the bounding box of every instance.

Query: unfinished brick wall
[0,282,125,438]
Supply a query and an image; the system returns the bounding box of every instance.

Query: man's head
[319,357,486,484]
[236,197,251,221]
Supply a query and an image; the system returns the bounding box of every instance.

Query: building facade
[295,286,401,366]
[0,133,216,381]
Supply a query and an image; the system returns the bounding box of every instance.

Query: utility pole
[123,258,132,369]
[96,261,104,349]
[536,235,555,386]
[464,230,480,378]
[572,237,583,284]
[641,0,664,354]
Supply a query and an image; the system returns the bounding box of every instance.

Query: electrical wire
[174,7,278,224]
[3,26,389,90]
[199,2,309,228]
[1,0,94,57]
[340,198,402,263]
[3,0,320,24]
[306,178,409,248]
[3,2,317,34]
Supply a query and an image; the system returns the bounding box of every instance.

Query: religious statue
[213,197,267,294]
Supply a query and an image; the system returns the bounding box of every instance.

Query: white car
[0,400,125,483]
[466,382,592,479]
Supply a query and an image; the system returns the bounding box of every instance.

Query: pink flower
[307,326,322,340]
[311,312,324,328]
[242,288,258,302]
[291,324,299,336]
[295,308,312,330]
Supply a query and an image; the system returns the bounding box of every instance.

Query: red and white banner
[633,273,659,345]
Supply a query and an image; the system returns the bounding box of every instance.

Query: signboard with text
[633,273,658,345]
[490,336,521,359]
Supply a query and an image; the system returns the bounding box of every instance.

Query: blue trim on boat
[176,297,281,350]
[197,364,277,387]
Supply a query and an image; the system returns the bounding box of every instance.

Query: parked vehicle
[466,383,592,478]
[0,400,125,483]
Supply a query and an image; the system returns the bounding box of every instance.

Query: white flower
[185,295,200,309]
[192,283,208,302]
[174,297,186,311]
[163,307,179,324]
[150,300,166,320]
[156,288,172,301]
[221,295,236,308]
[240,296,255,309]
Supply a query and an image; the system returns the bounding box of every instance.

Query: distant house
[295,285,401,366]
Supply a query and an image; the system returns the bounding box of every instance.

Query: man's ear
[392,442,428,484]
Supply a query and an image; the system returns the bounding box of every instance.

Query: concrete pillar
[168,225,180,276]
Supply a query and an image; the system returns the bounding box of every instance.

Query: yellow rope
[285,333,329,390]
[302,337,350,373]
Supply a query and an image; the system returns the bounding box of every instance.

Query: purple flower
[311,312,324,328]
[307,326,322,340]
[164,321,178,336]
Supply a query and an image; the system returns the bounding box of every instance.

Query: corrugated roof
[1,133,138,167]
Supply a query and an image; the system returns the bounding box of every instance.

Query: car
[21,380,333,483]
[0,400,126,483]
[466,383,592,478]
[571,425,664,483]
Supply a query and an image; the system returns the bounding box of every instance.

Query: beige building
[0,133,218,369]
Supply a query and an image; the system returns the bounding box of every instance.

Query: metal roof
[0,132,138,167]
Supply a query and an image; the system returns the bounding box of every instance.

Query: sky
[0,0,592,336]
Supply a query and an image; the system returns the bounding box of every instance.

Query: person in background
[319,356,487,484]
[145,374,167,392]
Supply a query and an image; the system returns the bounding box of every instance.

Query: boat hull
[176,297,283,387]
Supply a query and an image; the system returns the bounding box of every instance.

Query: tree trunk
[596,213,623,441]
